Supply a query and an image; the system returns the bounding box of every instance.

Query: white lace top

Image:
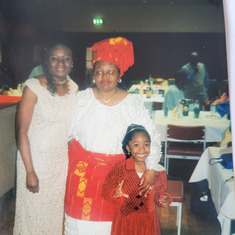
[69,88,162,170]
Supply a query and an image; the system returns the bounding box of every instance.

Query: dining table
[153,110,230,143]
[131,94,164,118]
[189,146,234,235]
[128,84,168,94]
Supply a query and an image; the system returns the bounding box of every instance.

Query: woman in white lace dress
[64,37,164,235]
[13,43,78,235]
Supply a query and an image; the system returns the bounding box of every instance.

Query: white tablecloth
[130,94,164,118]
[153,110,230,142]
[189,147,235,235]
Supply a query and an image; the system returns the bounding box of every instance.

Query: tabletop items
[0,83,22,106]
[153,110,230,143]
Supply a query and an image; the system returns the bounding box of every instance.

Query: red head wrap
[91,37,134,77]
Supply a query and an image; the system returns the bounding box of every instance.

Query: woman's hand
[113,180,129,199]
[26,171,39,193]
[159,193,172,208]
[139,169,156,197]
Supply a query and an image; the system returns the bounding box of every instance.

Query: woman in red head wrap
[64,37,164,235]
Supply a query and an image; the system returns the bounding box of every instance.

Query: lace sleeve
[101,164,125,205]
[154,170,168,207]
[23,78,41,96]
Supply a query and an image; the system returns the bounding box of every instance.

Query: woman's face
[126,132,150,163]
[48,45,73,80]
[93,61,120,92]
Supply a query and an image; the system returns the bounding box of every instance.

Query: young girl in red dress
[102,124,172,235]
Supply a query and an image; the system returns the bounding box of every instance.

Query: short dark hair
[122,124,151,158]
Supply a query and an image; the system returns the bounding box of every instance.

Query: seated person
[163,70,186,111]
[214,88,230,120]
[28,64,44,78]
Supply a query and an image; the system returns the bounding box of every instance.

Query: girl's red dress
[102,157,168,235]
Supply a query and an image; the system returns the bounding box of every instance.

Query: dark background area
[0,28,227,91]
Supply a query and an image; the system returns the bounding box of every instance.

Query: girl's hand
[113,180,129,199]
[159,193,172,208]
[139,169,156,197]
[26,171,39,193]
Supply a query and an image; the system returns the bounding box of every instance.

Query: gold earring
[93,79,95,83]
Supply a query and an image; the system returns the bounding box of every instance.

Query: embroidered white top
[69,88,162,170]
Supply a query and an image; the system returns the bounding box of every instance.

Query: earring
[118,78,122,83]
[93,79,95,84]
[71,65,73,68]
[128,152,131,155]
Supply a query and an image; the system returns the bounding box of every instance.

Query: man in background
[180,51,209,110]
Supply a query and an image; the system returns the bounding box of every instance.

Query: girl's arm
[154,170,172,207]
[102,166,126,205]
[17,86,39,193]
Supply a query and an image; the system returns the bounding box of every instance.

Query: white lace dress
[65,88,163,235]
[13,78,78,235]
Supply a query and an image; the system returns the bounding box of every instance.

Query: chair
[164,124,206,174]
[167,180,184,235]
[152,101,163,111]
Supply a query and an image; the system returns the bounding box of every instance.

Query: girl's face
[126,132,150,163]
[48,45,73,80]
[93,61,120,92]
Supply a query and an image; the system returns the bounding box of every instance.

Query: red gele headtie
[91,37,134,77]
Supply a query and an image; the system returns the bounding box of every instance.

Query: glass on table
[164,107,168,117]
[194,107,200,118]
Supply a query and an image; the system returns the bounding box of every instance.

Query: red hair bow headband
[91,37,134,77]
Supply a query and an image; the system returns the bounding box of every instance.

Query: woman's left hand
[138,169,156,197]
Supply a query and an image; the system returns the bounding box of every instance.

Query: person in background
[102,124,171,235]
[162,70,186,111]
[13,43,78,235]
[213,87,230,119]
[28,64,44,78]
[64,37,162,235]
[180,51,210,110]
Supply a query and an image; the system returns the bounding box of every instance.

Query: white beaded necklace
[53,79,66,86]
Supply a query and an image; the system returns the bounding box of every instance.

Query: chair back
[164,125,206,173]
[167,124,205,141]
[152,102,163,111]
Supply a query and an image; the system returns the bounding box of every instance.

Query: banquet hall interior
[0,0,233,234]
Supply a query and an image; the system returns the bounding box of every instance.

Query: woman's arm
[17,86,39,193]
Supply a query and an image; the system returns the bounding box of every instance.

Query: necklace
[98,89,119,103]
[53,79,66,86]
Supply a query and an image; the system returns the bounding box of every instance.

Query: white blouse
[69,88,163,170]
